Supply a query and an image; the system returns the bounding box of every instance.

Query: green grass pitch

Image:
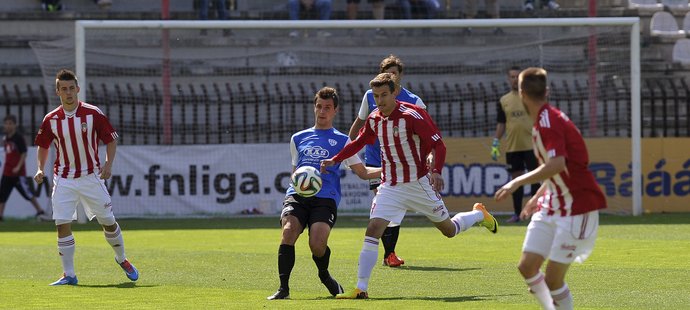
[1,213,689,309]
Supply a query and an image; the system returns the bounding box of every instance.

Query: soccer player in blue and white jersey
[347,55,425,267]
[267,87,382,300]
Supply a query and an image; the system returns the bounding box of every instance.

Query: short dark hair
[314,87,339,108]
[55,69,78,89]
[509,65,521,73]
[369,73,396,93]
[379,55,404,74]
[4,115,17,124]
[519,67,548,101]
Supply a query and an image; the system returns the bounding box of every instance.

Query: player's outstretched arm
[520,183,547,220]
[350,163,382,180]
[494,156,565,202]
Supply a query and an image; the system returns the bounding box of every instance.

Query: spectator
[288,0,332,37]
[463,0,503,35]
[346,0,386,36]
[399,0,440,19]
[41,0,62,11]
[199,0,232,36]
[524,0,559,11]
[95,0,112,10]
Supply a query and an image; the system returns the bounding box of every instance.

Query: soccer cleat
[336,287,368,299]
[321,276,344,296]
[473,203,498,234]
[382,252,405,267]
[117,258,139,281]
[49,273,78,286]
[267,288,290,300]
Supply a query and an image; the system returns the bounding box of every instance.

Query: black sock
[313,246,331,281]
[512,186,525,216]
[278,244,295,291]
[382,226,400,257]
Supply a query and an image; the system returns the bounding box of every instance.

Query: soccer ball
[291,166,322,198]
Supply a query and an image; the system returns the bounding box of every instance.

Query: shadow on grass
[77,282,157,288]
[313,294,518,302]
[2,213,690,232]
[395,266,481,272]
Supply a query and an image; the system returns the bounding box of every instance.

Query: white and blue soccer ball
[291,166,322,198]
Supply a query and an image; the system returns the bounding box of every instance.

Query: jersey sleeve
[16,135,27,154]
[332,117,377,162]
[496,101,506,123]
[414,97,427,110]
[357,93,370,120]
[412,107,446,172]
[289,135,298,166]
[341,138,363,167]
[95,112,118,144]
[537,116,567,159]
[34,117,53,148]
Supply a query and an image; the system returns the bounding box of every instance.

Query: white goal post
[73,18,642,216]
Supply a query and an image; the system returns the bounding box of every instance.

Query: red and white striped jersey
[34,101,118,179]
[532,103,607,216]
[334,101,444,186]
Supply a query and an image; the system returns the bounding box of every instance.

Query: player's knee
[517,262,538,278]
[309,242,327,256]
[96,215,116,226]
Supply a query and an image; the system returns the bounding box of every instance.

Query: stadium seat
[672,38,690,65]
[683,11,690,31]
[650,11,686,39]
[628,0,664,13]
[662,0,690,12]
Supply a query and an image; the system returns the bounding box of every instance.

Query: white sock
[104,223,126,263]
[57,235,76,277]
[525,272,555,310]
[450,210,484,235]
[551,284,573,310]
[356,236,379,292]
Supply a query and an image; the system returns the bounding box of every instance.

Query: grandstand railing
[2,77,687,144]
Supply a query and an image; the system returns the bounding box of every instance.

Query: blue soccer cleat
[117,258,139,281]
[49,273,78,286]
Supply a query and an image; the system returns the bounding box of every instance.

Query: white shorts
[52,173,114,225]
[522,210,599,264]
[370,176,449,224]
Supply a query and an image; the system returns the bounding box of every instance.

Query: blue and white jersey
[286,127,362,206]
[357,87,426,167]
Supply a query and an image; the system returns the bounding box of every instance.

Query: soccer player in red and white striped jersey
[34,69,138,286]
[321,73,499,299]
[494,67,607,310]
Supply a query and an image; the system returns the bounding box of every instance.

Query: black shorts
[280,194,338,231]
[346,0,384,3]
[0,176,35,203]
[505,150,539,173]
[366,163,382,190]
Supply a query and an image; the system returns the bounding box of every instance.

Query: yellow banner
[441,137,690,214]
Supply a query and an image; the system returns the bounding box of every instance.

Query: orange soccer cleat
[382,252,405,267]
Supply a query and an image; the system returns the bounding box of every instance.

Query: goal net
[30,18,640,218]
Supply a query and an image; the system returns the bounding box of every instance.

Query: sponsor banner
[3,138,688,218]
[3,144,374,218]
[442,137,690,214]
